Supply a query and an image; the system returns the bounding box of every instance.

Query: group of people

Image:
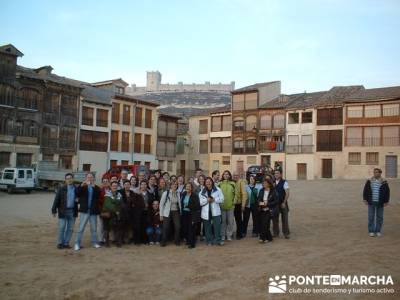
[51,167,291,250]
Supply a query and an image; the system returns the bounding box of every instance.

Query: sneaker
[93,244,101,249]
[376,232,382,237]
[369,232,375,237]
[57,244,63,249]
[155,242,160,245]
[149,242,154,245]
[74,244,80,251]
[284,235,290,239]
[259,239,265,244]
[227,237,232,242]
[188,245,195,249]
[218,241,225,246]
[206,243,212,246]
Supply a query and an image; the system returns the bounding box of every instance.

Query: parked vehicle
[33,161,92,191]
[0,168,35,194]
[246,165,267,183]
[102,164,149,180]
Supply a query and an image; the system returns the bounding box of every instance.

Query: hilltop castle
[126,71,235,94]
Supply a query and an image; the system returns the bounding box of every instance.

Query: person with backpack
[257,175,279,243]
[199,177,225,246]
[219,170,236,242]
[159,181,182,246]
[363,168,390,237]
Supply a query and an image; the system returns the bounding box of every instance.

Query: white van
[0,168,36,193]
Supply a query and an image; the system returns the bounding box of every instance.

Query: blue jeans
[368,204,384,233]
[57,209,75,246]
[146,226,162,243]
[204,215,222,244]
[75,213,98,246]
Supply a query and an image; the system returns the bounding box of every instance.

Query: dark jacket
[147,209,162,227]
[256,188,279,217]
[77,184,101,215]
[363,178,390,207]
[119,189,135,222]
[181,191,202,223]
[51,184,78,218]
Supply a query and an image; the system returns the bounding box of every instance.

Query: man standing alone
[363,168,390,237]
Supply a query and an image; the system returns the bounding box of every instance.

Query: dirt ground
[0,180,399,300]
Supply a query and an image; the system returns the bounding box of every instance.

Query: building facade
[157,114,180,174]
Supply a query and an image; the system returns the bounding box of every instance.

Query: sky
[1,0,400,94]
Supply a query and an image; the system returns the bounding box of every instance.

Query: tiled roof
[232,81,280,93]
[81,85,113,106]
[344,85,400,102]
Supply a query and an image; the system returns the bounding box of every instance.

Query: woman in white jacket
[159,181,182,247]
[199,177,224,246]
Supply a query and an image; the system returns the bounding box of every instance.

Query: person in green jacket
[219,170,236,241]
[102,181,122,247]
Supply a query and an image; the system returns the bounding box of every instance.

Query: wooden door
[385,155,397,178]
[297,163,307,180]
[180,160,186,178]
[322,159,333,178]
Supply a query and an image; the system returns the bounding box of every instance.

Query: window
[145,161,151,168]
[167,122,176,137]
[246,139,256,151]
[232,94,244,111]
[158,160,165,170]
[121,160,129,166]
[199,140,208,154]
[19,88,39,109]
[145,109,152,128]
[260,115,272,129]
[288,113,299,124]
[273,114,285,128]
[18,170,24,178]
[211,138,222,153]
[317,108,343,125]
[42,154,54,161]
[59,127,76,149]
[302,112,313,123]
[115,86,124,95]
[346,127,362,146]
[383,104,399,117]
[364,127,380,146]
[144,134,151,154]
[61,94,77,117]
[82,106,94,126]
[246,115,257,132]
[135,107,142,126]
[199,120,208,134]
[347,106,363,118]
[222,156,230,165]
[167,142,175,157]
[59,155,72,169]
[349,152,361,165]
[211,116,222,132]
[134,133,141,153]
[0,118,13,135]
[0,84,15,106]
[110,160,118,168]
[121,132,130,152]
[233,120,244,131]
[222,137,231,153]
[364,105,381,118]
[83,164,91,171]
[245,92,257,110]
[222,115,231,131]
[383,126,400,146]
[167,161,173,172]
[157,141,166,156]
[0,152,11,167]
[112,103,120,123]
[26,170,32,179]
[176,137,185,154]
[110,130,119,151]
[134,161,141,166]
[79,130,108,152]
[194,160,200,170]
[316,130,342,151]
[158,120,167,136]
[41,126,58,147]
[123,105,131,125]
[287,135,299,153]
[44,92,59,113]
[233,139,244,153]
[96,109,108,127]
[366,152,379,165]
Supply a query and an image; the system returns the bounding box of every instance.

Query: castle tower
[146,71,162,91]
